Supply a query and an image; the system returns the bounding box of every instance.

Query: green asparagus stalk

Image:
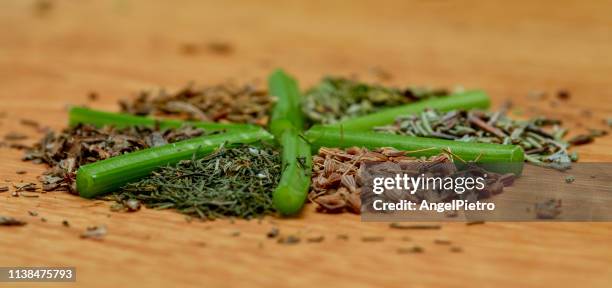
[305,125,524,174]
[69,106,259,132]
[77,128,273,198]
[327,90,490,131]
[268,69,311,215]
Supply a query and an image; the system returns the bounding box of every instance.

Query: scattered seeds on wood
[556,90,570,100]
[397,246,424,254]
[565,175,575,184]
[0,216,27,226]
[466,221,485,226]
[450,246,463,253]
[28,211,38,217]
[81,225,107,240]
[62,220,70,227]
[361,236,385,242]
[16,170,26,175]
[306,236,325,243]
[337,234,349,241]
[266,227,279,238]
[4,132,28,141]
[277,235,300,245]
[535,199,562,219]
[125,199,141,212]
[434,239,452,245]
[389,223,442,230]
[13,183,37,192]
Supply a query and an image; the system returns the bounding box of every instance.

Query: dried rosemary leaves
[302,77,449,125]
[119,82,272,126]
[23,124,208,192]
[375,108,585,170]
[110,145,282,219]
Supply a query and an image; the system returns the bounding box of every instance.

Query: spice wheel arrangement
[5,67,604,222]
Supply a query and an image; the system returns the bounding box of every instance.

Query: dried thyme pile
[310,147,514,214]
[119,82,272,126]
[302,77,449,125]
[23,124,207,192]
[375,109,588,170]
[110,145,282,219]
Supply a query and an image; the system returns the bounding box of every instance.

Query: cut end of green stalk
[273,184,308,216]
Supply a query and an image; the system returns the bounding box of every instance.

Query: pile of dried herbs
[23,124,208,192]
[302,77,449,125]
[109,144,281,219]
[119,82,272,126]
[374,108,598,170]
[310,147,514,214]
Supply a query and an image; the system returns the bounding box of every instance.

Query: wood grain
[0,1,611,287]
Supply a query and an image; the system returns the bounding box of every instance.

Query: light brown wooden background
[0,1,611,287]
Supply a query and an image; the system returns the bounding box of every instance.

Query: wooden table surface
[1,1,611,287]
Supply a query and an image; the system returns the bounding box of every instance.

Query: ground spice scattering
[110,145,282,220]
[119,82,271,126]
[23,123,208,193]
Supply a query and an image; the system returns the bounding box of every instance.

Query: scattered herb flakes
[266,227,279,239]
[14,182,37,192]
[80,225,107,240]
[24,123,207,193]
[376,108,581,170]
[535,199,562,219]
[20,119,40,129]
[87,91,99,101]
[0,186,8,193]
[433,239,452,245]
[112,145,281,219]
[450,246,463,253]
[62,220,70,227]
[389,223,442,230]
[41,217,47,222]
[568,134,593,146]
[302,77,449,125]
[466,221,485,226]
[4,132,28,141]
[565,175,575,184]
[0,216,27,226]
[28,211,38,217]
[119,82,271,126]
[277,235,301,245]
[337,234,349,241]
[206,41,234,55]
[125,199,141,212]
[306,236,325,243]
[397,246,424,254]
[556,90,570,100]
[361,236,385,242]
